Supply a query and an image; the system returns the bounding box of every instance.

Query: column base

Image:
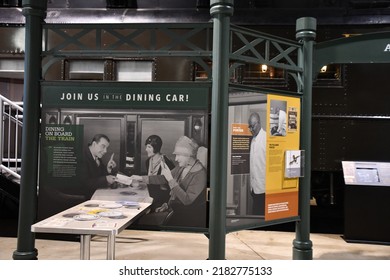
[292,239,313,260]
[12,248,38,260]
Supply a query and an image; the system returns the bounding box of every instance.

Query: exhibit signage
[265,94,301,221]
[342,161,390,187]
[227,93,301,223]
[39,81,210,231]
[230,123,252,175]
[42,82,208,109]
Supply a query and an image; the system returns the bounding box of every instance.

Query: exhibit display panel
[226,88,302,231]
[39,81,210,232]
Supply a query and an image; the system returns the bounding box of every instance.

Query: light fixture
[261,64,268,73]
[342,33,362,38]
[194,119,202,131]
[320,65,327,73]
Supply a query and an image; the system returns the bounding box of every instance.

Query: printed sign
[39,81,210,231]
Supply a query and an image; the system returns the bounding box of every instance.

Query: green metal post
[13,0,46,260]
[293,17,316,260]
[208,0,233,260]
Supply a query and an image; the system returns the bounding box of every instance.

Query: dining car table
[31,199,151,260]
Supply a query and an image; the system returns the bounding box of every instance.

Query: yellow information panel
[265,94,301,221]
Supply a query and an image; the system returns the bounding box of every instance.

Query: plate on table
[73,214,100,221]
[119,191,137,196]
[108,215,127,219]
[84,203,100,208]
[99,211,123,218]
[116,201,140,207]
[99,202,122,209]
[63,212,82,218]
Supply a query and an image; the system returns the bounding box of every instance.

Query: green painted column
[13,0,47,260]
[208,0,233,260]
[293,17,316,260]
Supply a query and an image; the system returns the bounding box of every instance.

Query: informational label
[265,95,301,221]
[41,124,83,184]
[284,150,304,178]
[230,123,252,174]
[342,161,390,187]
[52,146,77,178]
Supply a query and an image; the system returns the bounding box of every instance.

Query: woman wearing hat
[131,136,207,227]
[143,135,175,212]
[144,135,175,176]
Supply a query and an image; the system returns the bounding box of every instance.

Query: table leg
[80,235,91,260]
[107,233,116,260]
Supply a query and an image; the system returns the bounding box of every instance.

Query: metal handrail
[0,164,21,179]
[0,94,23,181]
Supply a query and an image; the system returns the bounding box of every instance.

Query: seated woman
[145,135,175,175]
[143,135,175,210]
[131,136,207,228]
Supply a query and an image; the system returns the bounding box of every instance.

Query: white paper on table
[42,218,71,227]
[115,173,133,185]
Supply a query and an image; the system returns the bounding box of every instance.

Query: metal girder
[230,25,303,72]
[42,21,305,90]
[43,23,213,56]
[229,25,303,89]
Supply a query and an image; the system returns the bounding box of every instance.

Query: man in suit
[83,134,117,198]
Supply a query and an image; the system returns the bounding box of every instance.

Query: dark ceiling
[45,0,390,10]
[1,0,390,25]
[1,0,390,9]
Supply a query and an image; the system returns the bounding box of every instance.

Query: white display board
[342,161,390,187]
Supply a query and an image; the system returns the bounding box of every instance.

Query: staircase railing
[0,94,23,181]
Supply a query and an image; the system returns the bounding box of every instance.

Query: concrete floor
[1,229,389,260]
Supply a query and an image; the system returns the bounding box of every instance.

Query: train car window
[0,59,24,79]
[115,60,154,82]
[66,60,105,80]
[0,0,21,7]
[241,64,287,87]
[313,64,344,87]
[194,61,237,82]
[138,118,186,174]
[194,61,212,81]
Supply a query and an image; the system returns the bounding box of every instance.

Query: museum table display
[31,199,151,260]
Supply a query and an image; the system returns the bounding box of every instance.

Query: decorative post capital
[210,0,234,17]
[296,17,317,41]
